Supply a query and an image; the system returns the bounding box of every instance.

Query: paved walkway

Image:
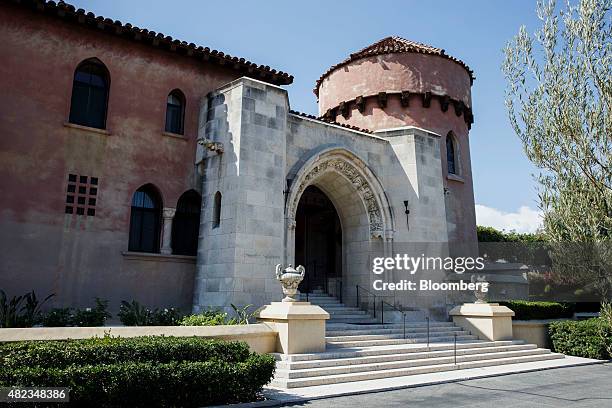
[284,362,612,408]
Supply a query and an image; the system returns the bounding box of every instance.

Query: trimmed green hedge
[0,336,250,370]
[549,319,612,360]
[0,336,276,407]
[498,300,574,320]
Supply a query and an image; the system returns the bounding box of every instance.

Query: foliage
[502,0,612,300]
[498,300,574,320]
[118,300,182,326]
[179,310,229,326]
[599,301,612,357]
[549,318,612,359]
[0,336,252,369]
[179,305,256,326]
[71,298,111,327]
[477,226,546,243]
[0,336,275,407]
[0,290,55,328]
[42,308,73,327]
[152,307,183,326]
[118,300,153,326]
[228,304,255,325]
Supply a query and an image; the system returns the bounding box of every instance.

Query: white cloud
[475,204,542,233]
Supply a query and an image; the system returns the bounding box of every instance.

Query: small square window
[90,177,98,185]
[78,186,87,194]
[76,207,85,215]
[65,206,73,214]
[79,175,88,183]
[89,198,96,206]
[77,196,86,205]
[66,195,74,204]
[68,174,77,182]
[87,208,95,216]
[67,184,76,193]
[90,187,97,196]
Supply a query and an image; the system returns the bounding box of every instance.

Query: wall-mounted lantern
[403,200,410,230]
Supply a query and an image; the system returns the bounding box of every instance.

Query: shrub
[549,318,612,359]
[151,307,182,326]
[71,298,110,327]
[118,300,153,326]
[42,308,72,327]
[180,310,228,326]
[0,337,275,407]
[0,290,55,328]
[180,305,255,326]
[0,336,253,369]
[118,300,183,326]
[498,300,574,320]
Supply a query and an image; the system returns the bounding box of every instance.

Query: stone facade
[0,1,478,317]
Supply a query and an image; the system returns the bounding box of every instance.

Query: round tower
[315,36,477,245]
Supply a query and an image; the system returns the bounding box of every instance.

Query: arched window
[128,184,162,253]
[172,190,201,256]
[165,89,185,134]
[446,133,458,175]
[213,191,222,228]
[69,58,109,129]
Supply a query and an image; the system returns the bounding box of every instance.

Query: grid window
[65,173,99,217]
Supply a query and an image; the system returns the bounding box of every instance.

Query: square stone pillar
[256,301,329,354]
[192,77,289,313]
[449,303,515,341]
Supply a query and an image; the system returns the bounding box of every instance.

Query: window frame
[128,184,163,254]
[165,89,186,135]
[68,58,110,130]
[446,132,460,176]
[212,191,222,229]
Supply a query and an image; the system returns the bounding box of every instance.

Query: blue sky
[70,0,546,232]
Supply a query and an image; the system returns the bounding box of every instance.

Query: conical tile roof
[314,36,473,96]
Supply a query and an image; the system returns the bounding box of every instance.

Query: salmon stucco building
[1,0,481,316]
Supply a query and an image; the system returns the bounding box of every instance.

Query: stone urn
[472,274,488,304]
[275,264,305,302]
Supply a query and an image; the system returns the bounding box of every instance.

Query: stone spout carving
[471,274,488,304]
[275,264,305,302]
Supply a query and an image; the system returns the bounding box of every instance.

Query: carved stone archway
[284,147,394,276]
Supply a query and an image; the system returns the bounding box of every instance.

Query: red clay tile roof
[289,110,373,134]
[314,36,474,96]
[3,0,293,86]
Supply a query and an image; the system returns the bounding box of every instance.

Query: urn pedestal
[449,303,515,341]
[256,301,329,354]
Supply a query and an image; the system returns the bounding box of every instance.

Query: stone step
[326,326,463,336]
[307,300,342,305]
[276,340,521,362]
[319,306,362,312]
[325,309,368,315]
[325,322,456,330]
[325,330,471,342]
[327,318,380,324]
[327,315,372,320]
[271,352,565,388]
[275,348,553,379]
[327,334,479,347]
[276,343,539,370]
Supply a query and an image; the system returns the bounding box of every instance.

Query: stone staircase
[271,292,565,389]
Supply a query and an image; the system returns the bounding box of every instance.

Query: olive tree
[502,0,612,299]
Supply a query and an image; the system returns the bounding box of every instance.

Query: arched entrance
[295,186,342,294]
[285,147,395,301]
